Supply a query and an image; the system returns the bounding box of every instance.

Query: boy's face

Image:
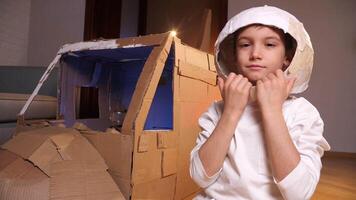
[235,25,289,83]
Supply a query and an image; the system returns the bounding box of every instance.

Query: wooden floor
[312,154,356,200]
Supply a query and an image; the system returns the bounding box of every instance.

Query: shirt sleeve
[189,101,223,188]
[276,98,331,200]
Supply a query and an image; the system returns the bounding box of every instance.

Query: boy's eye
[238,43,251,48]
[266,43,276,47]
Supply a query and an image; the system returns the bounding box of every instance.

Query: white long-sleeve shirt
[190,97,330,200]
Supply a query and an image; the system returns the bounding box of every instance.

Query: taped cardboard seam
[115,32,170,48]
[134,99,153,134]
[157,132,177,149]
[173,37,184,67]
[173,66,180,103]
[207,54,217,72]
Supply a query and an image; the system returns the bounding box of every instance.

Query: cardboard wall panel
[132,175,176,200]
[175,101,208,199]
[208,84,221,103]
[132,150,161,184]
[184,46,209,70]
[179,76,208,102]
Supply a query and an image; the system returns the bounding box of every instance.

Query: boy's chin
[244,75,262,85]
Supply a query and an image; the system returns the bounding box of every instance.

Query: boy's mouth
[247,64,266,70]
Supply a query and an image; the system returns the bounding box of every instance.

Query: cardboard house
[2,32,221,199]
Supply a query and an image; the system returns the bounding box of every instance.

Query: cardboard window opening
[60,46,155,131]
[144,46,174,130]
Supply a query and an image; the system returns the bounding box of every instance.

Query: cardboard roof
[17,32,174,123]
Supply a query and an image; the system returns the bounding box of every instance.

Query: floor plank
[312,155,356,200]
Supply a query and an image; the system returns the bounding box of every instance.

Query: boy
[190,6,330,200]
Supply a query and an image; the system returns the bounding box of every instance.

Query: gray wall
[228,0,356,153]
[0,0,31,66]
[0,0,138,66]
[27,0,86,66]
[120,0,139,38]
[0,0,86,67]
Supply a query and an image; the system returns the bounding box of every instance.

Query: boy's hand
[218,73,252,118]
[256,69,296,113]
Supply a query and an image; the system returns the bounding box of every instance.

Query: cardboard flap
[61,135,108,172]
[0,158,49,200]
[138,132,157,153]
[2,127,107,176]
[49,160,125,200]
[0,150,18,171]
[109,170,132,200]
[50,133,75,150]
[2,127,74,176]
[28,139,62,176]
[81,131,132,179]
[2,127,77,158]
[178,61,217,85]
[50,133,75,160]
[2,130,54,159]
[162,149,178,177]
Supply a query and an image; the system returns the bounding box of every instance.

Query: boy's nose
[250,46,262,60]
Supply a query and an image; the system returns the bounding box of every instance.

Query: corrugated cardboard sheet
[0,127,125,200]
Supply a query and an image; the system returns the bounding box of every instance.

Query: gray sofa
[0,66,58,144]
